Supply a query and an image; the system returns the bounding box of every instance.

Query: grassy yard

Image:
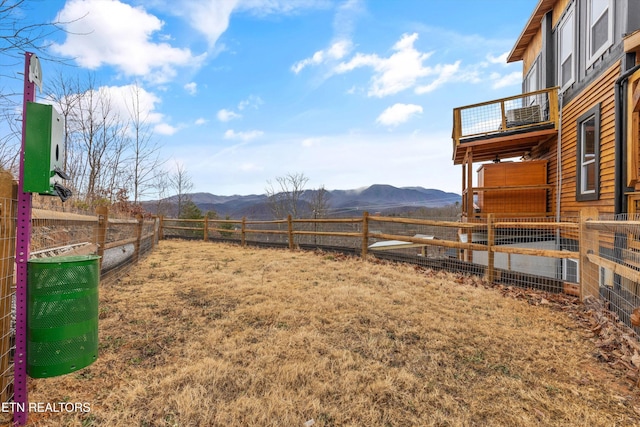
[22,240,640,426]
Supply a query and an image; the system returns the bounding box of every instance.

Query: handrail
[452,86,560,147]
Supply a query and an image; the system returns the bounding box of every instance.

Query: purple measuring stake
[13,52,36,426]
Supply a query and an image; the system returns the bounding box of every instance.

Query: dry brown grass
[22,240,640,426]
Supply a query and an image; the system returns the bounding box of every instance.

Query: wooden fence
[161,210,640,335]
[0,190,637,417]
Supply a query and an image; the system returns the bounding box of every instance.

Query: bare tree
[126,81,163,203]
[48,73,82,181]
[309,185,330,219]
[151,169,171,216]
[170,162,193,218]
[265,172,309,219]
[65,76,129,205]
[0,0,65,171]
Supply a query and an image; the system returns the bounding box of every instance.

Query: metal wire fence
[0,195,16,412]
[1,206,633,423]
[161,211,640,340]
[454,88,556,142]
[580,212,640,335]
[0,199,158,423]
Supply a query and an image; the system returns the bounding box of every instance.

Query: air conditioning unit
[506,105,541,127]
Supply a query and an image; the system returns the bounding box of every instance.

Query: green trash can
[27,255,100,378]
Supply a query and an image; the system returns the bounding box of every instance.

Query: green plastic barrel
[27,255,100,378]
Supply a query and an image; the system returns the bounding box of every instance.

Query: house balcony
[452,87,560,165]
[452,87,559,219]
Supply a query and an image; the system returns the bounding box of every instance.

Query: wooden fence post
[288,215,294,250]
[241,217,246,247]
[580,207,600,301]
[159,216,164,240]
[487,213,495,283]
[135,213,143,263]
[151,216,158,251]
[203,216,209,242]
[0,172,16,402]
[95,206,108,269]
[361,211,369,258]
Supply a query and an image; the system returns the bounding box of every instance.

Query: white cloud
[184,82,198,95]
[414,61,461,94]
[376,103,423,127]
[55,83,168,132]
[292,39,353,74]
[238,95,264,110]
[52,0,205,84]
[332,32,516,97]
[224,129,264,141]
[155,123,179,135]
[195,118,208,125]
[216,96,263,123]
[217,109,242,122]
[486,52,509,65]
[335,33,441,97]
[180,0,239,47]
[333,0,363,37]
[301,137,321,147]
[178,0,329,48]
[237,0,332,17]
[491,71,522,89]
[290,0,362,77]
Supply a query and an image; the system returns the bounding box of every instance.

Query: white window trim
[599,266,613,288]
[586,0,614,68]
[562,258,579,283]
[557,5,575,91]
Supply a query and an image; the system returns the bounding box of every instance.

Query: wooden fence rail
[0,200,636,411]
[160,212,591,294]
[160,209,639,318]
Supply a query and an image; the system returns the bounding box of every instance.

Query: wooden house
[452,0,640,220]
[452,0,640,284]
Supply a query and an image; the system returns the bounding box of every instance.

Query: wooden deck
[452,87,559,165]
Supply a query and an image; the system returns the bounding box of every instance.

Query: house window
[525,60,538,93]
[562,258,579,283]
[576,104,601,201]
[600,266,613,288]
[558,6,575,90]
[524,59,539,106]
[587,0,613,66]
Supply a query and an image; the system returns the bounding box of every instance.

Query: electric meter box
[24,102,66,195]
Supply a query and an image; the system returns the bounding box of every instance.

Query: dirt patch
[22,240,640,426]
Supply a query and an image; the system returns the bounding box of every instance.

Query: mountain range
[143,184,460,219]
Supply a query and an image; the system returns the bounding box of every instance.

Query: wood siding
[523,28,542,76]
[531,61,621,218]
[551,0,571,27]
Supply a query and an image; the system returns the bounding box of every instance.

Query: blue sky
[9,0,535,197]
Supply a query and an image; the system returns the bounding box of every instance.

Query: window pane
[559,10,573,87]
[581,115,597,193]
[584,162,596,192]
[582,117,596,158]
[562,55,572,86]
[591,10,608,55]
[528,65,537,92]
[560,14,573,61]
[591,0,607,21]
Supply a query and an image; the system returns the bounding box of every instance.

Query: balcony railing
[452,87,559,162]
